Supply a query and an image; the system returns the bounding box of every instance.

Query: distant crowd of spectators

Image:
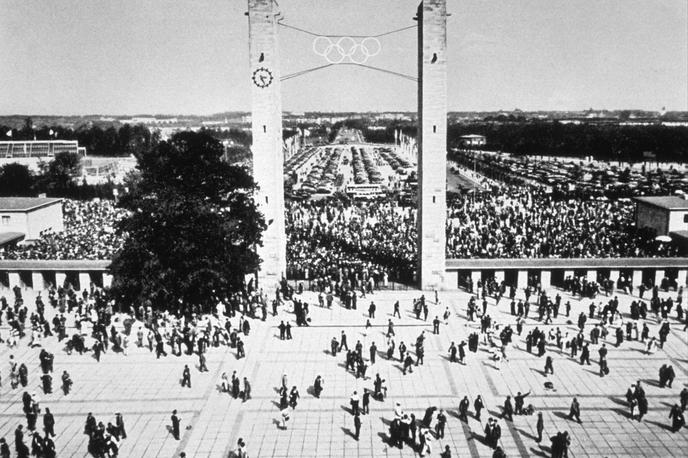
[0,187,679,280]
[0,200,127,261]
[286,199,416,284]
[446,186,679,259]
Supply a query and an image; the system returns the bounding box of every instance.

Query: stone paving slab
[0,286,686,457]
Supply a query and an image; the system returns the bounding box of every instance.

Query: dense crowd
[286,198,417,283]
[285,188,678,285]
[0,186,679,282]
[0,200,127,261]
[446,186,678,258]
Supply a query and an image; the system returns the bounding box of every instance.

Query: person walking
[43,408,55,438]
[313,375,323,398]
[369,342,377,365]
[536,412,544,443]
[474,395,484,422]
[568,398,581,423]
[435,409,447,439]
[171,410,180,440]
[393,301,401,319]
[350,391,360,416]
[242,377,252,401]
[181,365,191,388]
[502,396,514,421]
[544,356,554,375]
[115,412,126,439]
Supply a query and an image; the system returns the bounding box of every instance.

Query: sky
[0,0,686,115]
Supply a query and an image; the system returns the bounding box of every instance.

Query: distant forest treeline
[354,119,688,162]
[1,119,156,157]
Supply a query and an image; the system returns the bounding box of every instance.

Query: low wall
[1,257,687,292]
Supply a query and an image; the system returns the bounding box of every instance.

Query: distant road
[447,162,483,193]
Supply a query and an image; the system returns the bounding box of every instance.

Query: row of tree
[353,118,688,162]
[448,122,688,161]
[0,153,118,200]
[1,118,155,157]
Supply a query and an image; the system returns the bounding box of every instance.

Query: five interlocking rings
[312,36,381,64]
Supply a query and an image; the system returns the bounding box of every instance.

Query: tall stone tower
[417,0,447,290]
[247,0,286,289]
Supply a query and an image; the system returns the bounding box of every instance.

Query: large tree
[109,131,265,312]
[0,163,34,196]
[37,151,82,192]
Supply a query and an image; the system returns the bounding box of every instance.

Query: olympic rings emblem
[312,36,381,64]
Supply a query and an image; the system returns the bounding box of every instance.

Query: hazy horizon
[1,0,686,115]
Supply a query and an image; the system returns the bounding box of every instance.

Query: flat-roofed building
[0,140,86,158]
[634,196,688,235]
[0,197,63,243]
[459,134,486,147]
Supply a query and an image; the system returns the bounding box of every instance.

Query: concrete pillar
[103,274,113,289]
[517,270,528,289]
[79,272,90,292]
[471,271,481,290]
[32,272,46,292]
[444,270,458,290]
[632,270,643,289]
[417,0,447,290]
[586,270,597,282]
[249,0,286,290]
[8,272,21,290]
[541,270,551,290]
[677,270,687,288]
[55,272,67,289]
[609,269,620,284]
[654,269,664,286]
[494,270,505,284]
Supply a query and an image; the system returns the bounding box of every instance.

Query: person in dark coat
[536,412,544,442]
[84,413,96,436]
[474,395,484,421]
[181,365,191,388]
[15,425,28,458]
[669,404,685,432]
[171,410,180,440]
[116,413,126,439]
[41,374,52,394]
[313,375,323,398]
[502,396,514,421]
[43,434,55,458]
[43,408,55,437]
[637,394,648,422]
[0,437,10,458]
[18,363,28,387]
[568,398,581,423]
[242,377,252,401]
[61,370,73,395]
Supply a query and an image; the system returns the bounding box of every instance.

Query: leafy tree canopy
[109,131,266,312]
[37,152,82,192]
[0,163,34,196]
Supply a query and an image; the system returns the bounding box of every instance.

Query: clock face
[252,67,273,88]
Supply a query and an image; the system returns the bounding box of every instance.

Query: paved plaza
[0,285,686,457]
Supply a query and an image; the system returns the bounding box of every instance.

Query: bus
[345,184,384,199]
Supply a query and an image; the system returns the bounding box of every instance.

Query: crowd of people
[0,200,127,261]
[0,278,272,457]
[446,186,679,258]
[0,184,679,286]
[286,198,416,283]
[0,256,685,456]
